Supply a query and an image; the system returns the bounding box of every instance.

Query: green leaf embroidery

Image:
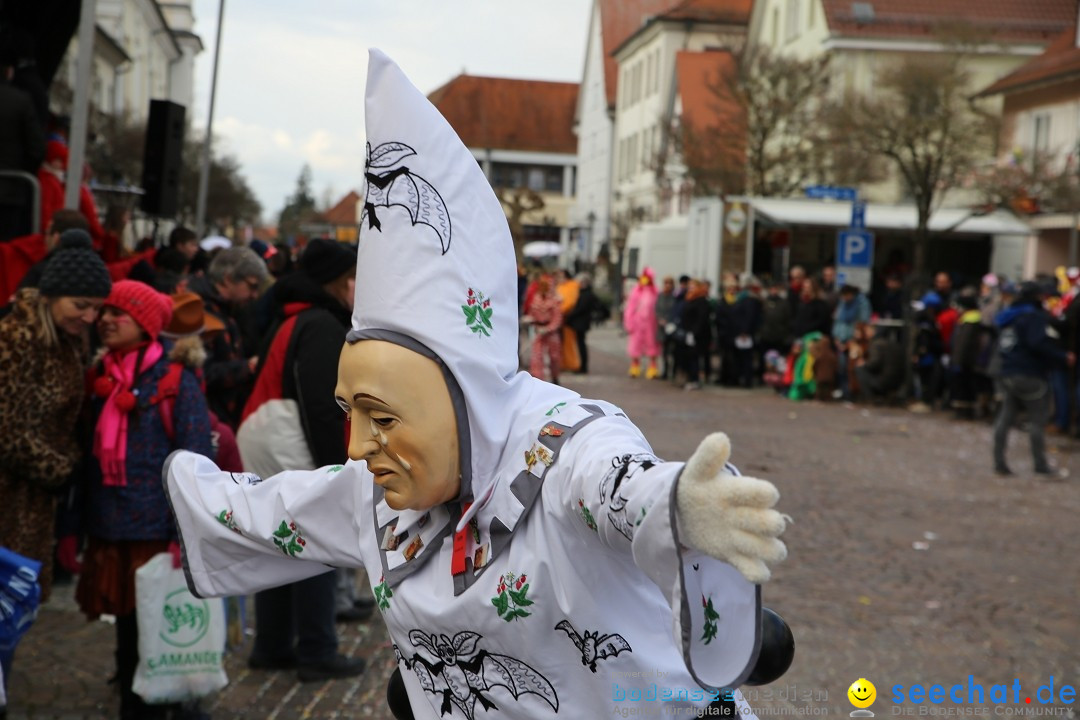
[327,465,344,473]
[462,288,493,337]
[545,402,566,416]
[701,596,720,644]
[270,520,305,557]
[374,578,393,610]
[491,572,533,621]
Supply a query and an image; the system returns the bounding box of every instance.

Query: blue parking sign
[836,230,874,267]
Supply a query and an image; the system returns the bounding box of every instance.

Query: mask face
[336,340,460,512]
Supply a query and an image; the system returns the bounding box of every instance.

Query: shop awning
[739,197,1032,236]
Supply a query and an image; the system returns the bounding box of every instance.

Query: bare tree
[665,48,849,199]
[836,52,997,284]
[974,150,1080,216]
[497,187,545,265]
[87,114,262,236]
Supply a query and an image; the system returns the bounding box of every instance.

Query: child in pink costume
[624,267,660,378]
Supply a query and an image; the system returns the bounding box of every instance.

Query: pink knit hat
[104,280,174,340]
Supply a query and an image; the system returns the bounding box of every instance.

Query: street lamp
[586,210,596,266]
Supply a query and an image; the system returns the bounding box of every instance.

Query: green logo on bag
[160,590,210,648]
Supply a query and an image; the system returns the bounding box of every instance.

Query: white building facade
[58,0,202,123]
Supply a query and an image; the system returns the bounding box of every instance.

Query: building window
[771,8,780,45]
[654,50,662,93]
[808,0,816,28]
[646,54,654,99]
[546,168,564,193]
[785,0,800,41]
[1033,114,1051,155]
[527,168,545,192]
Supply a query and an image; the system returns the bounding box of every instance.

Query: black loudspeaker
[141,100,186,217]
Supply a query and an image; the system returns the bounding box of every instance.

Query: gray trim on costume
[373,485,459,589]
[161,450,204,599]
[669,464,763,690]
[451,403,608,595]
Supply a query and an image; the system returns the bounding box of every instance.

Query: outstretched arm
[163,451,368,598]
[551,410,788,689]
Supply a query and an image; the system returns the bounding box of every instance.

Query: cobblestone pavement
[8,326,1080,718]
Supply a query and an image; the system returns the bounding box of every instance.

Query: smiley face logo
[848,678,877,709]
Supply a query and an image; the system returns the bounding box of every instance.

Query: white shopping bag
[132,553,228,703]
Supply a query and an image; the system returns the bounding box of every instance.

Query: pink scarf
[94,342,163,487]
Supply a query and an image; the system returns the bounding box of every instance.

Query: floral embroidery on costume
[215,509,240,534]
[577,499,598,532]
[375,575,394,610]
[461,288,493,336]
[327,464,344,472]
[491,571,533,622]
[702,595,720,645]
[271,519,306,557]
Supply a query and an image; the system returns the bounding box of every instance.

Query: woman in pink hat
[74,280,214,719]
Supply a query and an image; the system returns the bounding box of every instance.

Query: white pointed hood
[347,50,577,589]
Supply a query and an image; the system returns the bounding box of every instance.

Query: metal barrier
[0,170,42,240]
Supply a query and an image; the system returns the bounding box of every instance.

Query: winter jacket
[832,294,871,344]
[0,288,85,600]
[861,336,905,392]
[951,310,990,373]
[995,302,1068,379]
[238,272,353,474]
[759,295,792,347]
[563,287,603,336]
[681,294,713,350]
[732,292,763,339]
[187,274,254,428]
[85,346,213,541]
[792,298,832,339]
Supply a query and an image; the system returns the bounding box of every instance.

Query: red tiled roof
[322,190,360,226]
[599,0,677,109]
[675,49,746,175]
[428,75,579,154]
[979,27,1080,96]
[821,0,1074,44]
[659,0,752,24]
[599,0,751,109]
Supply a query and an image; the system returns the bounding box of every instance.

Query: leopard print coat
[0,288,86,601]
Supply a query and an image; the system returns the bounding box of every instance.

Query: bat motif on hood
[362,141,453,255]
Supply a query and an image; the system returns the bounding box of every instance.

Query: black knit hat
[38,229,112,298]
[299,239,356,285]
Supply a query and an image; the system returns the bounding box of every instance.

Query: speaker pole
[195,0,226,238]
[65,0,97,210]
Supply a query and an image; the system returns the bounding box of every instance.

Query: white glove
[676,433,788,584]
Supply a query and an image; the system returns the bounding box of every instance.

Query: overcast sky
[189,0,591,226]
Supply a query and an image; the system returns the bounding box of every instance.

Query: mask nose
[347,418,381,462]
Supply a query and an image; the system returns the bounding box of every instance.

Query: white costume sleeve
[163,451,367,598]
[553,414,762,691]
